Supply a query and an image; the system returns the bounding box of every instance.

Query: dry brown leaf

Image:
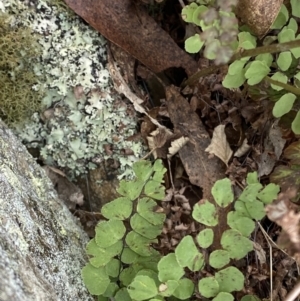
[205,125,233,166]
[269,120,286,159]
[236,0,283,38]
[147,127,174,159]
[63,0,197,75]
[265,189,300,259]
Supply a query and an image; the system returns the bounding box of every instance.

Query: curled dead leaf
[234,138,251,157]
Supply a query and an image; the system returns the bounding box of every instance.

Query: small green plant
[182,1,300,134]
[182,0,238,64]
[82,160,279,300]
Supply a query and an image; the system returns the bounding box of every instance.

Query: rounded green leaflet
[278,28,295,43]
[270,72,288,91]
[196,228,214,248]
[152,160,167,183]
[95,220,126,248]
[245,61,270,85]
[288,17,298,32]
[291,34,300,59]
[103,282,119,298]
[271,4,289,29]
[185,34,205,53]
[192,5,208,26]
[117,179,144,201]
[213,292,234,301]
[126,231,157,257]
[277,51,292,71]
[181,2,198,23]
[246,172,259,185]
[105,258,121,278]
[173,278,195,300]
[130,213,162,239]
[257,183,280,204]
[238,32,256,48]
[292,111,300,135]
[209,250,230,269]
[128,275,158,301]
[291,0,300,18]
[132,160,153,183]
[222,71,246,89]
[245,199,266,220]
[215,266,244,292]
[234,201,251,218]
[198,277,219,298]
[221,229,253,260]
[133,254,161,273]
[137,197,165,226]
[192,200,218,226]
[144,179,165,200]
[238,183,263,202]
[227,211,255,237]
[120,266,136,286]
[121,247,140,264]
[101,197,132,220]
[158,280,179,297]
[115,288,132,301]
[212,178,234,207]
[137,269,160,287]
[175,235,204,270]
[255,53,273,67]
[158,253,185,282]
[228,60,246,75]
[87,239,123,268]
[81,263,110,295]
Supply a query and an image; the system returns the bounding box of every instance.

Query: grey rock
[0,120,93,301]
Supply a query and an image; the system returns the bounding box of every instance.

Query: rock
[0,120,93,301]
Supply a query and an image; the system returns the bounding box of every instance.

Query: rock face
[0,120,93,301]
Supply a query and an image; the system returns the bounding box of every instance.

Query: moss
[0,15,43,126]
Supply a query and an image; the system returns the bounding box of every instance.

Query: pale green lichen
[1,0,146,178]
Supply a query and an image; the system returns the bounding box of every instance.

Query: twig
[264,77,300,95]
[258,222,273,301]
[284,281,300,301]
[182,39,300,88]
[178,0,185,8]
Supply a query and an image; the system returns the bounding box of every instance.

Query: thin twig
[284,281,300,301]
[183,39,300,88]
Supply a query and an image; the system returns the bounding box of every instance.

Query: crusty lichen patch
[1,0,145,178]
[0,119,93,301]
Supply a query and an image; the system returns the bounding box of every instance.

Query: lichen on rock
[1,0,145,178]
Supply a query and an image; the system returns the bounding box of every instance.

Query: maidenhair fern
[82,160,279,301]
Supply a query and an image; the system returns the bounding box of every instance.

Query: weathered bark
[0,120,93,301]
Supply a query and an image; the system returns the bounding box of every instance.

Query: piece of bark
[63,0,198,76]
[165,85,225,197]
[165,86,229,249]
[0,120,93,301]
